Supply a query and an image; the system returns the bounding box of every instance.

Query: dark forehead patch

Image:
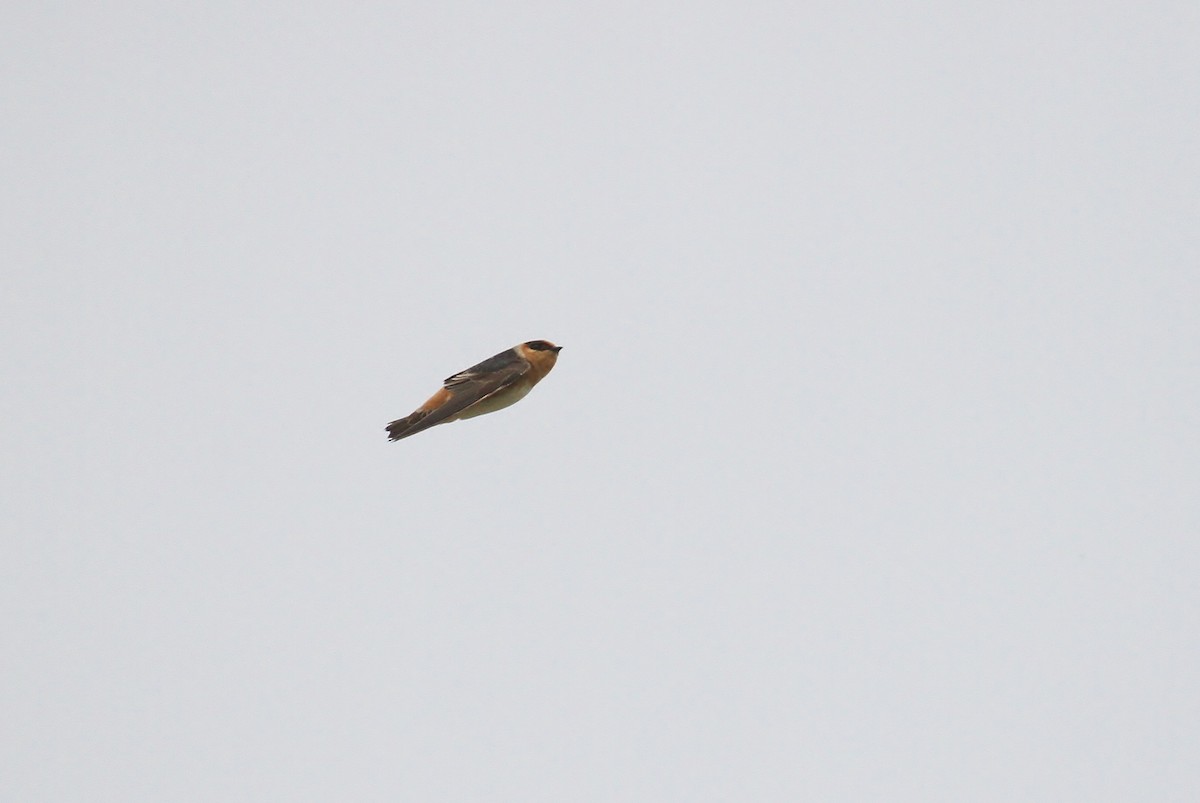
[525,340,555,351]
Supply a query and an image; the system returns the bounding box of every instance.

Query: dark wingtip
[385,418,411,442]
[386,409,431,441]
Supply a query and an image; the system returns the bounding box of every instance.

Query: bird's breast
[454,379,535,420]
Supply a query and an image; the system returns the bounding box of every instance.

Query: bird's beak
[552,345,563,353]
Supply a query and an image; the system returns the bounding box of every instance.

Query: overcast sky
[2,2,1198,800]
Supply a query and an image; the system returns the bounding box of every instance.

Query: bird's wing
[440,360,528,408]
[443,349,525,387]
[386,356,529,441]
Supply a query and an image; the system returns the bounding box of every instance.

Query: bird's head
[519,339,562,375]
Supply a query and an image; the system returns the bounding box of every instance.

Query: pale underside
[453,380,533,420]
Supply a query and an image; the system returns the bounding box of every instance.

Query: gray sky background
[3,2,1197,800]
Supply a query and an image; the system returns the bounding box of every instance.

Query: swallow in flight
[385,340,563,442]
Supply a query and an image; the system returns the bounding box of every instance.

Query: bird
[385,340,562,442]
